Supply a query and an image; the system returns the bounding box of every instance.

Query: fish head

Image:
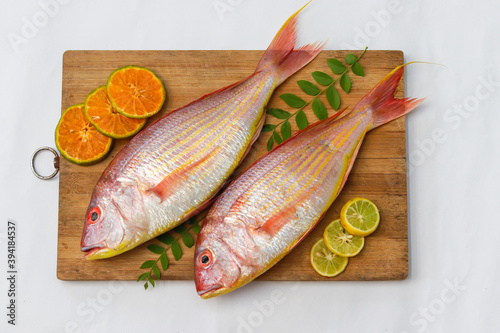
[81,178,147,259]
[194,232,242,299]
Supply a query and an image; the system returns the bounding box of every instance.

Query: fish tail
[361,63,426,129]
[256,2,325,85]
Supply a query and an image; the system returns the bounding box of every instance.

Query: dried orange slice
[55,104,113,165]
[85,86,146,139]
[106,66,166,119]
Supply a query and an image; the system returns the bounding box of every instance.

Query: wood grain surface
[57,50,408,281]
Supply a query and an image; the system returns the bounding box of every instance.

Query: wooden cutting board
[57,50,408,281]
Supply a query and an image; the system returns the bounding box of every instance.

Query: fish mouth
[81,245,104,252]
[81,237,129,259]
[198,285,231,299]
[82,245,111,260]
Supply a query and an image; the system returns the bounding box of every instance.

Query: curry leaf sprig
[137,216,204,290]
[263,47,368,151]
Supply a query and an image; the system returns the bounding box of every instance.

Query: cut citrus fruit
[323,219,364,257]
[106,65,166,119]
[85,86,146,139]
[310,239,348,277]
[340,198,380,237]
[55,104,113,165]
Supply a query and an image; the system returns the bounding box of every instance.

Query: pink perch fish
[80,6,323,259]
[194,64,424,298]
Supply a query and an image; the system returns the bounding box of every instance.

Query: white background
[1,0,499,332]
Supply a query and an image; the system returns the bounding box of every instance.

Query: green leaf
[267,108,292,119]
[148,276,155,287]
[297,80,320,95]
[144,282,149,290]
[326,85,341,110]
[312,98,328,120]
[171,240,182,261]
[192,223,201,234]
[345,53,357,65]
[327,58,346,74]
[295,110,308,130]
[137,272,149,282]
[352,62,364,76]
[261,124,276,132]
[281,120,291,140]
[340,74,351,93]
[147,244,165,254]
[159,252,169,271]
[173,225,187,234]
[311,71,333,86]
[157,233,175,245]
[182,232,194,248]
[273,131,283,145]
[187,217,197,224]
[152,263,161,280]
[280,94,306,108]
[140,260,156,269]
[267,134,274,151]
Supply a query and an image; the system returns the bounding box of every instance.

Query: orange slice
[85,86,146,139]
[55,104,113,165]
[106,66,166,119]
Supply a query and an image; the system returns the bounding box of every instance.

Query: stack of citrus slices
[55,66,166,165]
[311,198,380,277]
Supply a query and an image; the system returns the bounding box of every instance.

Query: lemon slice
[323,219,364,257]
[340,198,380,237]
[310,239,348,277]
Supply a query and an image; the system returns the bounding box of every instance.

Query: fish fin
[303,107,348,131]
[260,207,297,237]
[337,133,366,194]
[259,186,317,237]
[147,149,219,202]
[157,71,262,121]
[197,72,261,101]
[264,107,348,154]
[287,211,328,252]
[147,173,184,202]
[237,114,266,166]
[256,2,325,85]
[358,64,425,129]
[181,193,219,222]
[173,177,231,226]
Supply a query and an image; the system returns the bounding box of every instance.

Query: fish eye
[87,206,101,224]
[198,250,212,268]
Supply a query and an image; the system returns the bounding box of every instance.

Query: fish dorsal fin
[155,71,260,122]
[147,148,219,202]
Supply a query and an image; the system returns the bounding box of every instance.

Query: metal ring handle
[31,147,60,180]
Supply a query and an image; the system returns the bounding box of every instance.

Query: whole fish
[81,6,323,259]
[194,65,424,298]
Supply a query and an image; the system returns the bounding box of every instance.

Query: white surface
[1,0,499,332]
